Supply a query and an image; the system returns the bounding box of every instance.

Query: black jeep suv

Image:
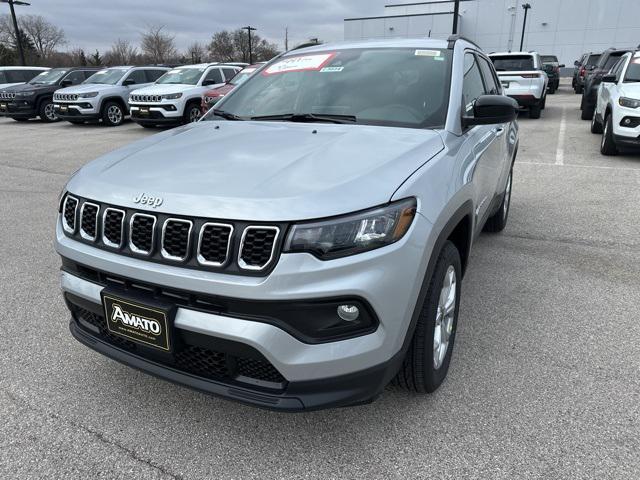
[0,67,99,122]
[580,48,632,120]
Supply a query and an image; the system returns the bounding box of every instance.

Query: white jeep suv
[128,64,241,127]
[489,52,548,119]
[591,51,640,155]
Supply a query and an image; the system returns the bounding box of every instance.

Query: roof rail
[447,34,481,50]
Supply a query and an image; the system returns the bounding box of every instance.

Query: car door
[598,56,626,116]
[123,69,150,90]
[201,67,225,88]
[462,51,504,225]
[61,70,86,87]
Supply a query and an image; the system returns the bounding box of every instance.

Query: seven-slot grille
[61,195,282,274]
[130,94,162,103]
[54,93,79,101]
[0,92,15,100]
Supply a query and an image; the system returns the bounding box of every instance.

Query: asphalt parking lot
[1,81,639,479]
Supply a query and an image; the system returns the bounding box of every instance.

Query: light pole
[452,0,460,34]
[243,26,257,64]
[519,3,531,51]
[1,0,30,66]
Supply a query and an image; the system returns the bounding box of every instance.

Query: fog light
[337,304,360,322]
[624,118,632,125]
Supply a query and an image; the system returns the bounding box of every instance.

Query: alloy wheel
[434,265,456,369]
[189,107,201,123]
[108,105,123,125]
[44,103,58,121]
[503,171,512,219]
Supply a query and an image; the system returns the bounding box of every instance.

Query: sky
[9,0,387,53]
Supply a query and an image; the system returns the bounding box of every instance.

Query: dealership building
[344,0,640,67]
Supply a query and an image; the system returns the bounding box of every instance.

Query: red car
[201,64,262,113]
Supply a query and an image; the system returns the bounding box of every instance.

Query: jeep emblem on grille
[133,193,163,208]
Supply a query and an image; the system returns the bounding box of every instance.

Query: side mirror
[574,60,580,67]
[123,78,135,86]
[60,79,73,87]
[601,74,617,83]
[543,65,553,73]
[462,95,519,127]
[559,64,565,68]
[202,79,216,86]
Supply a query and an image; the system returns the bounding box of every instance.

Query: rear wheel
[484,169,513,233]
[394,241,462,393]
[600,114,618,156]
[529,102,542,119]
[590,111,603,134]
[39,99,58,122]
[102,101,124,126]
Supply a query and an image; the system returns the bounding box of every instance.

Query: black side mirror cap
[559,64,566,68]
[602,74,617,83]
[123,78,135,86]
[60,79,73,87]
[462,95,519,127]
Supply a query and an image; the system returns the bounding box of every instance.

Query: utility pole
[1,0,31,66]
[243,25,257,64]
[285,27,288,51]
[520,3,531,51]
[452,0,460,35]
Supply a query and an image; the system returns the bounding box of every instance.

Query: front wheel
[102,101,124,127]
[394,241,462,393]
[183,103,201,124]
[601,114,618,156]
[39,100,58,122]
[590,112,603,134]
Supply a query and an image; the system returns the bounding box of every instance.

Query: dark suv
[0,67,99,122]
[581,48,632,120]
[541,55,564,94]
[573,52,601,94]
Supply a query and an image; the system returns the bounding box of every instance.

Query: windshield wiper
[250,113,357,124]
[212,109,244,121]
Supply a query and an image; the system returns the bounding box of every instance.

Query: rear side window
[462,53,486,115]
[222,68,238,82]
[490,55,534,72]
[477,56,500,95]
[145,69,166,82]
[602,53,627,70]
[587,54,601,67]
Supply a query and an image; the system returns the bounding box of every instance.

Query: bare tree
[208,31,235,62]
[140,25,177,64]
[185,41,206,64]
[20,14,66,60]
[0,14,13,45]
[105,38,138,65]
[254,38,280,62]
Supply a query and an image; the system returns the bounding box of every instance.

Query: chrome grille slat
[131,94,162,103]
[129,213,157,256]
[0,92,16,100]
[161,218,193,261]
[79,202,100,241]
[102,208,125,248]
[238,226,280,271]
[197,223,233,267]
[62,196,79,234]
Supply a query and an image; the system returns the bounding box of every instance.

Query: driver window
[125,70,147,85]
[204,68,224,85]
[611,57,626,81]
[462,53,485,116]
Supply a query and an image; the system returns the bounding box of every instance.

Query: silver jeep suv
[56,36,519,411]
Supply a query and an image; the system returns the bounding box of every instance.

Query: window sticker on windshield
[320,66,344,73]
[263,53,335,75]
[415,50,440,57]
[243,68,257,73]
[168,69,181,74]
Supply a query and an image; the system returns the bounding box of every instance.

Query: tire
[12,117,28,122]
[38,99,58,122]
[590,111,603,134]
[576,85,583,95]
[548,87,556,95]
[101,101,124,127]
[581,95,594,120]
[600,114,618,156]
[394,241,462,393]
[541,94,547,109]
[183,103,201,124]
[529,102,542,119]
[484,169,513,233]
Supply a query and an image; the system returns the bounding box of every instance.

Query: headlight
[619,97,640,109]
[17,91,35,97]
[284,198,417,260]
[162,93,183,100]
[79,92,99,98]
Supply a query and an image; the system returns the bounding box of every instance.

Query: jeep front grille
[54,93,79,101]
[130,94,162,103]
[60,195,283,276]
[0,92,15,100]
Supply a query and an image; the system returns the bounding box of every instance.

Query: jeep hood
[619,83,640,98]
[7,82,54,94]
[67,121,444,221]
[57,83,120,94]
[130,84,203,95]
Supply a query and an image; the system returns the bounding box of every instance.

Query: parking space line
[555,106,566,165]
[518,161,640,173]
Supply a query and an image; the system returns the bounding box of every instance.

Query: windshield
[229,68,257,86]
[29,68,68,85]
[624,56,640,82]
[206,48,453,128]
[84,68,127,85]
[0,72,6,83]
[156,68,205,85]
[490,55,534,71]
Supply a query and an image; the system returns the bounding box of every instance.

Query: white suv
[53,66,169,126]
[128,64,241,127]
[489,52,548,118]
[591,51,640,155]
[0,66,49,89]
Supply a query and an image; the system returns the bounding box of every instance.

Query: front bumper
[54,102,100,121]
[0,100,36,118]
[130,103,182,125]
[56,211,434,409]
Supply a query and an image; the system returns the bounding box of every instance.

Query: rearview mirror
[601,74,617,83]
[462,95,519,127]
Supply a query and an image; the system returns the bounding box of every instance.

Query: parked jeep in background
[201,64,263,114]
[581,47,632,120]
[573,52,601,94]
[53,66,169,126]
[489,51,548,118]
[541,55,564,94]
[0,66,49,90]
[0,67,99,122]
[128,63,241,127]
